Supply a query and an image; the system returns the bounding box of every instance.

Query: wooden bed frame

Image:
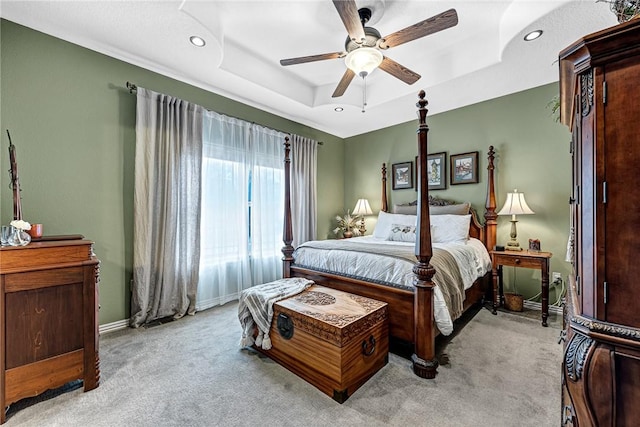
[282,91,497,379]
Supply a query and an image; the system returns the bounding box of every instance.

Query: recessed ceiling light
[334,107,344,112]
[189,36,206,47]
[524,30,543,42]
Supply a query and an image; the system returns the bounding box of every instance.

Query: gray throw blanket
[297,240,466,320]
[238,277,313,350]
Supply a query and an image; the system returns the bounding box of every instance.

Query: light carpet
[5,304,562,427]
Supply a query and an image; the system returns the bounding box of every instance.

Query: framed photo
[426,152,446,190]
[450,151,479,185]
[528,239,541,252]
[392,161,413,190]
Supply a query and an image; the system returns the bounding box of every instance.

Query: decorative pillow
[387,224,417,242]
[430,202,471,215]
[430,214,471,243]
[393,203,418,215]
[372,211,417,239]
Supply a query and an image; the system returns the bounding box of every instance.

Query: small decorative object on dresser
[450,151,478,184]
[7,219,31,247]
[528,238,541,252]
[391,161,413,190]
[27,223,43,238]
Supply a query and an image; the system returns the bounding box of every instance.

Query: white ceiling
[0,1,618,138]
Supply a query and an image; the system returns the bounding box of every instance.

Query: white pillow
[372,211,417,239]
[387,224,417,242]
[430,214,471,243]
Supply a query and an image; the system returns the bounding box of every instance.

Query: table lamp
[352,199,373,235]
[497,189,534,251]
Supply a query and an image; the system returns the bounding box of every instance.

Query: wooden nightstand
[490,250,552,327]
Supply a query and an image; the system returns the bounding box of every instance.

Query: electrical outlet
[552,272,562,284]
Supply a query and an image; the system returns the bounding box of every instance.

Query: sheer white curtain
[290,134,318,247]
[196,111,286,310]
[250,125,286,285]
[131,88,203,327]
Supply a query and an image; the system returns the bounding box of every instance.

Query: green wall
[344,83,572,305]
[1,18,572,324]
[0,20,344,325]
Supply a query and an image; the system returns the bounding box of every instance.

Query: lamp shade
[352,199,373,216]
[497,189,534,216]
[345,47,383,77]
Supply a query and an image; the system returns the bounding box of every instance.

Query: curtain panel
[196,111,287,310]
[290,134,318,246]
[129,88,316,317]
[130,88,203,327]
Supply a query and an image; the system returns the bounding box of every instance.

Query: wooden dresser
[559,18,640,426]
[0,239,100,423]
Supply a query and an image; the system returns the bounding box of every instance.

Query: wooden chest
[258,285,388,403]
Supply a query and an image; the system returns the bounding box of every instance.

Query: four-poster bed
[282,91,498,379]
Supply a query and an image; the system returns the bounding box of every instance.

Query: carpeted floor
[5,303,562,427]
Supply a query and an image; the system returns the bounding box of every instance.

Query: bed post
[381,163,388,212]
[412,90,438,379]
[282,137,294,278]
[484,146,497,253]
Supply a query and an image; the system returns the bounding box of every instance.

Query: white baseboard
[98,295,241,335]
[99,319,129,335]
[195,293,239,312]
[523,300,563,315]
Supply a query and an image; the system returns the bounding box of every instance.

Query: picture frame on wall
[425,152,446,190]
[392,162,413,190]
[450,151,479,185]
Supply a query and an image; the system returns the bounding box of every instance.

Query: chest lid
[275,285,387,347]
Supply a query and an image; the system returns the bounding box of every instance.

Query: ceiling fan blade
[280,52,344,66]
[379,8,458,49]
[379,57,421,85]
[332,69,356,98]
[332,0,365,44]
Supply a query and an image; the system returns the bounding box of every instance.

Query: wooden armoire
[559,18,640,426]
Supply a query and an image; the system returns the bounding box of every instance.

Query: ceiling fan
[280,0,459,98]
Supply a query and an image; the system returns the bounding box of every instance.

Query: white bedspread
[292,236,491,335]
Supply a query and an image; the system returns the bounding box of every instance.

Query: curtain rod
[125,81,323,145]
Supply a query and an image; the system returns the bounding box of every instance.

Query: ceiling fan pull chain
[362,76,367,113]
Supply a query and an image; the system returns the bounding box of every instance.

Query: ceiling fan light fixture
[345,47,383,78]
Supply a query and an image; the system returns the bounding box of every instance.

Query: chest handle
[277,313,294,340]
[362,335,376,356]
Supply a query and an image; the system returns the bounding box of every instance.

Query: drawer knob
[515,258,521,264]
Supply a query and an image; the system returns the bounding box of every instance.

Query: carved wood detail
[565,332,593,381]
[277,286,388,347]
[580,71,593,117]
[571,315,640,342]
